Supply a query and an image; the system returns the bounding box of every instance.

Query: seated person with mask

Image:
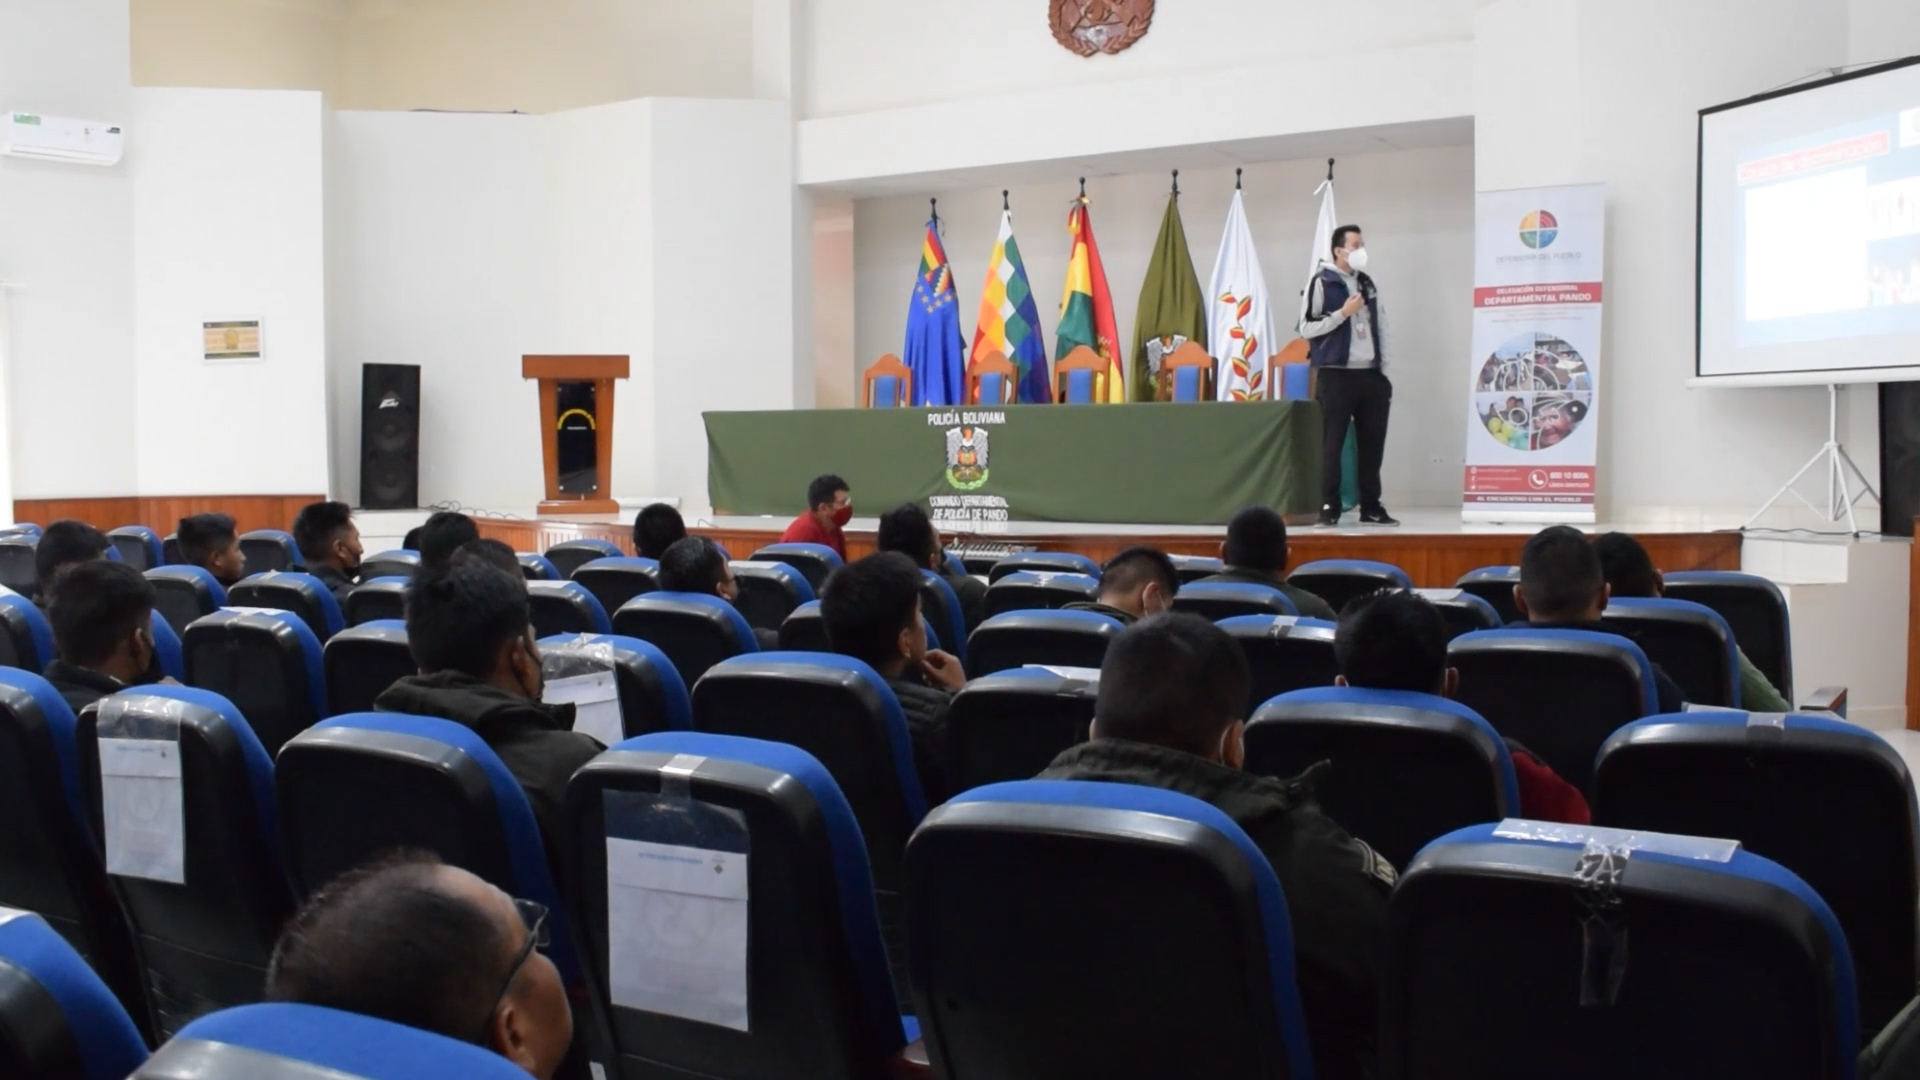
[44,560,165,713]
[779,473,852,560]
[1515,525,1684,714]
[657,536,778,650]
[33,519,111,604]
[177,512,245,587]
[1064,545,1179,626]
[876,502,986,636]
[266,850,572,1080]
[416,511,481,573]
[1196,506,1338,620]
[632,503,686,561]
[292,500,364,609]
[1039,612,1392,1080]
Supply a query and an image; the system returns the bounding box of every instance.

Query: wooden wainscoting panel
[14,496,328,536]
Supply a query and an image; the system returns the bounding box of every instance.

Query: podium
[521,354,629,515]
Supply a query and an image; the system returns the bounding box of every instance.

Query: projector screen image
[1697,56,1920,381]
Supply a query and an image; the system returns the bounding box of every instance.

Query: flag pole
[929,197,940,235]
[1171,169,1179,199]
[1235,167,1242,191]
[1002,190,1009,211]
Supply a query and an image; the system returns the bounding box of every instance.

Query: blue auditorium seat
[182,609,326,757]
[355,549,418,581]
[945,668,1098,792]
[76,686,291,1038]
[1663,569,1794,700]
[226,571,345,643]
[161,534,181,566]
[773,601,941,657]
[343,576,408,626]
[982,570,1099,616]
[728,560,814,632]
[749,543,843,593]
[1601,596,1741,707]
[918,570,968,664]
[108,526,165,573]
[612,592,759,687]
[987,551,1099,583]
[1286,558,1413,614]
[145,567,227,638]
[1218,614,1341,714]
[322,620,414,716]
[235,530,300,576]
[4,524,42,538]
[906,780,1314,1078]
[1246,686,1518,869]
[0,906,147,1080]
[1449,627,1657,791]
[0,592,53,673]
[1171,580,1300,621]
[148,611,183,681]
[966,608,1124,677]
[526,580,611,637]
[0,535,38,595]
[131,1002,529,1079]
[544,538,624,580]
[563,733,917,1079]
[1167,554,1225,583]
[538,632,690,741]
[1411,587,1504,640]
[1454,565,1522,625]
[516,552,560,581]
[569,556,660,618]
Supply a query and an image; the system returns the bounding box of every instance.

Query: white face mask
[1345,246,1370,272]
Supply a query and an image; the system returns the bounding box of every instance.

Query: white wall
[1849,0,1920,65]
[131,87,329,495]
[133,0,347,99]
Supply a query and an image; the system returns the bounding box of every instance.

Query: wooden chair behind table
[968,351,1018,405]
[1053,345,1110,404]
[862,354,913,408]
[1264,337,1315,401]
[1155,340,1217,402]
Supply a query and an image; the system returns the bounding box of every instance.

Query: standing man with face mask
[1302,225,1398,528]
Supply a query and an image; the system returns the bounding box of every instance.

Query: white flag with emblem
[1208,190,1276,401]
[1297,176,1338,331]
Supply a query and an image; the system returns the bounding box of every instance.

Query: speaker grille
[360,364,420,510]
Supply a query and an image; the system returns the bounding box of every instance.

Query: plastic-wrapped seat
[537,633,690,744]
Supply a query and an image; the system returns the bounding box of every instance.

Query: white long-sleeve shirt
[1300,266,1385,369]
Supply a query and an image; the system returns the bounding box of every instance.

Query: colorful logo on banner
[944,425,991,490]
[1518,210,1559,249]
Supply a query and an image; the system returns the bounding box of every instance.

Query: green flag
[1128,193,1207,402]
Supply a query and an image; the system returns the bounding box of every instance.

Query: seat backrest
[322,621,415,716]
[343,577,408,627]
[1411,587,1504,640]
[355,549,418,581]
[1662,570,1793,701]
[108,526,165,573]
[236,531,300,576]
[0,537,38,595]
[570,556,660,618]
[777,601,831,652]
[544,538,624,580]
[907,780,1314,1079]
[1388,821,1858,1079]
[728,560,815,632]
[148,611,184,681]
[869,373,901,407]
[1246,687,1518,869]
[145,567,227,638]
[563,732,908,1080]
[1168,554,1225,583]
[918,571,968,665]
[966,609,1125,677]
[538,633,690,744]
[1453,565,1522,625]
[863,353,912,409]
[977,370,1007,404]
[0,907,147,1080]
[1594,710,1920,1038]
[0,592,53,674]
[612,592,759,688]
[526,580,612,637]
[1217,615,1340,715]
[516,552,559,581]
[1171,580,1299,621]
[182,610,326,757]
[1601,596,1740,707]
[1170,363,1205,401]
[1062,367,1096,403]
[76,687,290,1039]
[1448,628,1656,792]
[1286,559,1413,613]
[987,551,1099,583]
[982,571,1098,616]
[749,544,844,593]
[226,572,344,643]
[161,535,181,566]
[133,1002,530,1080]
[945,669,1098,793]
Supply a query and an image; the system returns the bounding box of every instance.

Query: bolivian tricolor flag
[1056,195,1125,402]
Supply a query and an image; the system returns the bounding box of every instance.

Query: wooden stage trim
[14,495,328,536]
[473,517,1743,591]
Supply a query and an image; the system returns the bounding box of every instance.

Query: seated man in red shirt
[779,473,852,560]
[1335,588,1589,824]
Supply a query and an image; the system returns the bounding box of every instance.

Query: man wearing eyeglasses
[267,851,573,1079]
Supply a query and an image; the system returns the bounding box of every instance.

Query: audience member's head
[657,537,736,601]
[1092,612,1250,764]
[35,520,110,594]
[452,538,524,579]
[1593,531,1663,599]
[1517,525,1608,622]
[631,503,686,560]
[1220,505,1289,577]
[48,560,156,682]
[405,563,541,699]
[806,474,852,528]
[266,851,572,1079]
[1095,545,1180,618]
[876,502,941,571]
[1335,589,1454,696]
[293,501,362,575]
[402,526,424,551]
[820,552,924,679]
[177,512,244,586]
[416,511,481,571]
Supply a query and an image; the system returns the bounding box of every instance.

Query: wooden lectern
[521,354,629,515]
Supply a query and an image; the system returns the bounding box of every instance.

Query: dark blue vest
[1306,267,1381,369]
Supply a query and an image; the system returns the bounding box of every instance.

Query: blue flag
[904,219,966,406]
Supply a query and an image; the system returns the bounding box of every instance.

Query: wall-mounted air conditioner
[2,112,123,166]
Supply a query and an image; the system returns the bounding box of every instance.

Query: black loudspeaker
[1879,381,1920,537]
[360,364,420,510]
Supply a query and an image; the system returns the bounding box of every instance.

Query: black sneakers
[1316,506,1340,527]
[1359,505,1401,527]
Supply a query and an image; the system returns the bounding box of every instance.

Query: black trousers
[1315,366,1392,513]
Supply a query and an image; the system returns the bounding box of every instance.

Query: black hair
[1331,224,1363,253]
[404,562,532,677]
[402,527,424,551]
[820,552,921,670]
[48,560,154,667]
[450,538,523,579]
[658,537,729,595]
[34,520,109,591]
[1222,505,1288,573]
[632,504,687,560]
[416,511,480,571]
[292,501,355,564]
[806,474,850,512]
[1593,532,1661,599]
[266,850,512,1046]
[176,513,238,570]
[1520,525,1605,621]
[1335,589,1448,694]
[876,503,938,568]
[1095,612,1250,758]
[1098,545,1179,603]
